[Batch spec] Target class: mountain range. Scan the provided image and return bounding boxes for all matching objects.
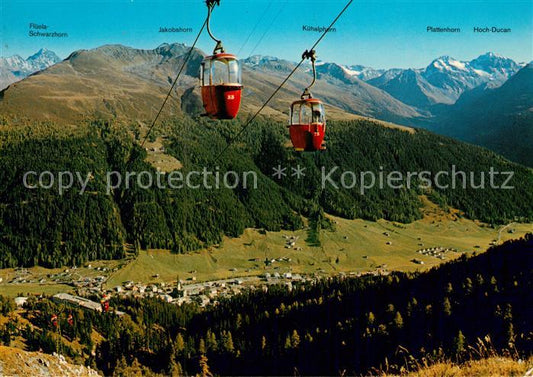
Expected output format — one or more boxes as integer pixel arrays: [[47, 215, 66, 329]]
[[354, 53, 522, 108], [0, 48, 61, 90], [0, 44, 424, 126], [430, 63, 533, 166], [0, 45, 530, 165], [1, 47, 523, 113]]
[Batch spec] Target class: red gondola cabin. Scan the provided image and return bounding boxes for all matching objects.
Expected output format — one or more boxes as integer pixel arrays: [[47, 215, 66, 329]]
[[200, 53, 242, 119], [289, 98, 326, 151]]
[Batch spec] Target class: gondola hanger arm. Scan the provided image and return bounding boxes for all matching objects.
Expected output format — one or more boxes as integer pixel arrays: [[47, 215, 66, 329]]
[[206, 0, 225, 54], [301, 49, 317, 99]]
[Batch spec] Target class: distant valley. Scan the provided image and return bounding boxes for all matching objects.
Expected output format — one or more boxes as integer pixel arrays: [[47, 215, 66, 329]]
[[430, 64, 533, 167]]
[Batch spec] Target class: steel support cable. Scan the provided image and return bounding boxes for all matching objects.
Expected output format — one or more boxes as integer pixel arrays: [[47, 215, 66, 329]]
[[215, 0, 353, 159], [237, 1, 273, 56], [247, 1, 287, 57]]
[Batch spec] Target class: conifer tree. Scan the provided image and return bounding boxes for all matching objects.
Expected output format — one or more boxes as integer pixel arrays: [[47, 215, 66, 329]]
[[291, 330, 300, 349], [453, 330, 466, 360], [393, 312, 404, 329], [198, 355, 213, 377]]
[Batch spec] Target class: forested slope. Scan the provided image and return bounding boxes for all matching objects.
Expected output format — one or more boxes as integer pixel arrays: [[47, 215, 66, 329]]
[[0, 117, 532, 268]]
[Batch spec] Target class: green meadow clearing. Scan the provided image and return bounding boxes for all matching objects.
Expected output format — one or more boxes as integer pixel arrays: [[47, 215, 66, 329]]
[[1, 198, 531, 295], [105, 199, 532, 287], [0, 283, 74, 298]]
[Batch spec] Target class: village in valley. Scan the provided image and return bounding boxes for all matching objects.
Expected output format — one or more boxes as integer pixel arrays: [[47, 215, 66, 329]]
[[6, 259, 390, 315], [1, 217, 526, 314], [3, 231, 395, 314]]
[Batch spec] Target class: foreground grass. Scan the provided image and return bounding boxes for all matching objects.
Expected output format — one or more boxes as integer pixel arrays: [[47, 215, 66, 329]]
[[0, 343, 530, 377], [402, 357, 532, 377], [0, 346, 97, 376]]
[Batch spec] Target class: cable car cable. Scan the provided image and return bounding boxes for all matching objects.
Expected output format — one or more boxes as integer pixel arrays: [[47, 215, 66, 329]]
[[247, 1, 287, 57], [140, 17, 208, 148], [215, 0, 353, 159], [237, 1, 273, 56]]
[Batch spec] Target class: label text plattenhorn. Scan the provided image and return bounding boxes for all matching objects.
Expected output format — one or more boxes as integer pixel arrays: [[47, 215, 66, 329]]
[[427, 26, 461, 33]]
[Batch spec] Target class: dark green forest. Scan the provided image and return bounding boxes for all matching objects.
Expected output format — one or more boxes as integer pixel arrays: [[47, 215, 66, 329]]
[[1, 235, 531, 375], [0, 116, 532, 268]]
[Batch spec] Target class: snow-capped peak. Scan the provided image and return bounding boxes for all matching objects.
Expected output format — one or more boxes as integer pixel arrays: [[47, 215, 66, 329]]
[[26, 48, 61, 69], [479, 52, 503, 59], [243, 55, 280, 66], [0, 48, 62, 90], [430, 56, 467, 72], [341, 65, 361, 76], [315, 61, 384, 81], [469, 52, 521, 77]]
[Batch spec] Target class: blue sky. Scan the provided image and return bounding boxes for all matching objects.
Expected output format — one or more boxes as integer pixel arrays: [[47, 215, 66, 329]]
[[1, 0, 531, 68]]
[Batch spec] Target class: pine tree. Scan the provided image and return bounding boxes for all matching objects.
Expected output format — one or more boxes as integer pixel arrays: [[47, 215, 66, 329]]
[[198, 354, 213, 377], [504, 304, 515, 345], [199, 338, 206, 354], [261, 336, 267, 352], [445, 282, 453, 294], [235, 313, 242, 329], [453, 330, 466, 360], [222, 331, 234, 353], [443, 297, 452, 316], [463, 277, 473, 295], [169, 359, 183, 377], [490, 276, 499, 292], [284, 335, 292, 350], [120, 358, 143, 377], [393, 311, 404, 329], [175, 333, 185, 356], [505, 322, 515, 346], [291, 329, 300, 349], [206, 330, 217, 352], [113, 356, 128, 377], [367, 312, 375, 326]]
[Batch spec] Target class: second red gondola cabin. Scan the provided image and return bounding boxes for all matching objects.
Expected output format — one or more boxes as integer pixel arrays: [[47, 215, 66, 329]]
[[200, 53, 242, 119], [289, 98, 326, 151]]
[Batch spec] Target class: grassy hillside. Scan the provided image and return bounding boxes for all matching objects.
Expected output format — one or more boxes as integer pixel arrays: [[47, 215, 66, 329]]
[[106, 202, 533, 287]]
